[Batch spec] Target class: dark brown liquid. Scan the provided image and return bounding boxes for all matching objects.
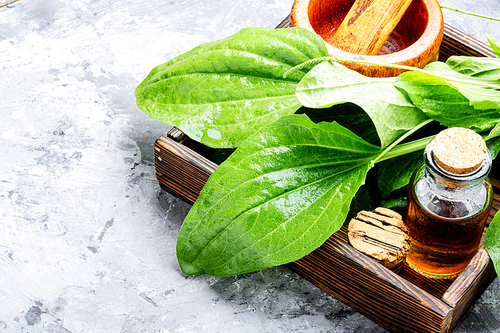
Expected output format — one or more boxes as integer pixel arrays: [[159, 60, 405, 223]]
[[405, 183, 491, 279]]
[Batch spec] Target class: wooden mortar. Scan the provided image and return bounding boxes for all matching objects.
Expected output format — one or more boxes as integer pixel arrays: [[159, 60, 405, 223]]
[[330, 0, 414, 56], [291, 0, 444, 77]]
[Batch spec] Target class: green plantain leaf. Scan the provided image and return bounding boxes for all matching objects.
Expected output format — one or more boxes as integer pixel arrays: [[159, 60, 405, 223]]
[[483, 115, 500, 159], [446, 56, 500, 81], [486, 122, 500, 141], [424, 62, 500, 110], [486, 33, 500, 58], [135, 27, 329, 148], [296, 62, 428, 148], [394, 62, 500, 130], [377, 150, 423, 198], [486, 136, 500, 160], [176, 114, 380, 276], [485, 212, 500, 282], [381, 195, 408, 209], [296, 103, 380, 145], [347, 176, 381, 220]]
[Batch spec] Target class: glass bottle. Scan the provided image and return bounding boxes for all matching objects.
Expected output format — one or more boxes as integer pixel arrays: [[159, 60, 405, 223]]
[[405, 127, 493, 279]]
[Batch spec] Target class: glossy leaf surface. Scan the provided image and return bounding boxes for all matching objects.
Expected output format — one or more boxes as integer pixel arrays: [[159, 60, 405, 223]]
[[135, 27, 329, 148], [485, 212, 500, 282], [296, 62, 428, 148], [395, 62, 500, 130], [377, 150, 423, 198], [446, 56, 500, 81], [176, 114, 380, 276], [297, 103, 379, 145], [424, 62, 500, 110], [486, 122, 500, 140], [486, 136, 500, 160]]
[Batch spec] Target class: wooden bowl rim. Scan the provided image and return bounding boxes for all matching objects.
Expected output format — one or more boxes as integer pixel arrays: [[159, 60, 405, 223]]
[[291, 0, 444, 67]]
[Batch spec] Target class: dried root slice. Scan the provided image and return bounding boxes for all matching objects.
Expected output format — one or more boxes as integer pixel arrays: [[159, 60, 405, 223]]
[[348, 207, 410, 273]]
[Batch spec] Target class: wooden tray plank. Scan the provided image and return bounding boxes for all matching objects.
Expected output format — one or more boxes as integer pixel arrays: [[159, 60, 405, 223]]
[[155, 134, 215, 204], [440, 24, 498, 59], [442, 249, 497, 332], [321, 234, 450, 316], [288, 244, 452, 333]]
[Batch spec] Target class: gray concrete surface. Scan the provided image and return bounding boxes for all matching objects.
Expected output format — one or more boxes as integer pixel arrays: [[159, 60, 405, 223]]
[[0, 0, 499, 332]]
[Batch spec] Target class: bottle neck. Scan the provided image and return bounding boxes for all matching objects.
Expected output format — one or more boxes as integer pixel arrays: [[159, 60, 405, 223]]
[[424, 139, 492, 191]]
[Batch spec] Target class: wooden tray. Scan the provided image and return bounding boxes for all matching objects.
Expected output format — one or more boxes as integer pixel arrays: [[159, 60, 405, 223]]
[[154, 17, 499, 333]]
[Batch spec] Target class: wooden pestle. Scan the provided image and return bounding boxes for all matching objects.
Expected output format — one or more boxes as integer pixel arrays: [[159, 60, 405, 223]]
[[330, 0, 413, 55]]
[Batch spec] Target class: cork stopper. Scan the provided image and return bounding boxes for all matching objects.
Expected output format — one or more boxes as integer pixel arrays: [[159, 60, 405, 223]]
[[348, 207, 409, 273], [433, 127, 487, 175]]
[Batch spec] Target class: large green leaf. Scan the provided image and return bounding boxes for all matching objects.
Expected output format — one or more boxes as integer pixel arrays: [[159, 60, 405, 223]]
[[347, 178, 381, 220], [135, 27, 329, 148], [394, 63, 500, 130], [485, 212, 500, 281], [377, 150, 423, 198], [446, 56, 500, 81], [424, 62, 500, 110], [484, 119, 500, 159], [486, 122, 500, 141], [297, 103, 380, 145], [296, 62, 428, 148], [375, 122, 446, 198], [176, 114, 380, 276], [487, 137, 500, 160]]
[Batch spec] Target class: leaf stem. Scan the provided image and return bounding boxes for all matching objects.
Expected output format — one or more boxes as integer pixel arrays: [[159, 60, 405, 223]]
[[440, 4, 500, 22], [370, 119, 433, 167]]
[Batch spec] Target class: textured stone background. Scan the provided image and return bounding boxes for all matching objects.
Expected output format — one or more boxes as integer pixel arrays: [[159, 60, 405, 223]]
[[0, 0, 499, 332]]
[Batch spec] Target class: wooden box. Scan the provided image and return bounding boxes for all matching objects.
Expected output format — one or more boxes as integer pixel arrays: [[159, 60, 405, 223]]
[[153, 17, 499, 333]]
